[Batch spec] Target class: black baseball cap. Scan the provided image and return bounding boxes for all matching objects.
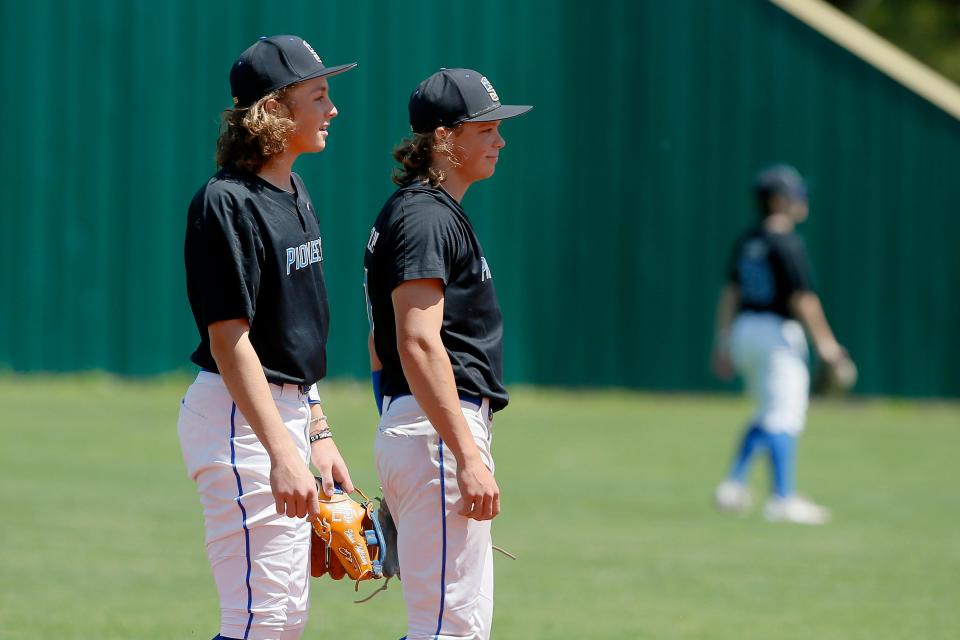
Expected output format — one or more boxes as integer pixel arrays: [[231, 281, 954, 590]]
[[230, 35, 357, 108], [408, 68, 532, 134], [754, 164, 808, 201]]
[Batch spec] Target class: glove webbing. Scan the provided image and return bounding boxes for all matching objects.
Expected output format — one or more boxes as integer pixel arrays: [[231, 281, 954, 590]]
[[353, 544, 517, 604]]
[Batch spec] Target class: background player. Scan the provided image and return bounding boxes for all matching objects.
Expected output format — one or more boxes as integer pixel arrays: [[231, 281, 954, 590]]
[[711, 164, 851, 525], [178, 35, 356, 639], [363, 69, 531, 639]]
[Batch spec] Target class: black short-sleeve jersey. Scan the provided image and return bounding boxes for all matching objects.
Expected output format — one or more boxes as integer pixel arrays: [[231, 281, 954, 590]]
[[363, 182, 508, 411], [726, 225, 814, 319], [185, 169, 330, 385]]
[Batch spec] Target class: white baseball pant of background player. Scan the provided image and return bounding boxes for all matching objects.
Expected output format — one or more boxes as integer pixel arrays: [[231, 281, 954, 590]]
[[375, 394, 496, 640], [178, 370, 316, 640], [730, 311, 809, 435]]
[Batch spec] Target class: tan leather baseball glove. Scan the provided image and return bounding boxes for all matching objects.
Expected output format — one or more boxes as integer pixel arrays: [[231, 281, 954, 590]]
[[310, 480, 388, 590]]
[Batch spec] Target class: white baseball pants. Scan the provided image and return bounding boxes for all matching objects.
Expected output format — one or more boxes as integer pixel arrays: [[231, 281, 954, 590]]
[[178, 370, 312, 640], [375, 394, 496, 640], [730, 311, 810, 435]]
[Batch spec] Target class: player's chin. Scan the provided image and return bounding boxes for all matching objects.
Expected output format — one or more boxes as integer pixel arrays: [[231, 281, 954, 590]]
[[311, 132, 328, 152]]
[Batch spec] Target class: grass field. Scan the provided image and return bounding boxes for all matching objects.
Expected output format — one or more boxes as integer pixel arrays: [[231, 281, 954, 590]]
[[1, 375, 957, 639]]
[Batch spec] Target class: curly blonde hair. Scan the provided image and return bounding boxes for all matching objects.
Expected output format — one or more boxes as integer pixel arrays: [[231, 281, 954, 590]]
[[391, 126, 463, 186], [216, 88, 296, 174]]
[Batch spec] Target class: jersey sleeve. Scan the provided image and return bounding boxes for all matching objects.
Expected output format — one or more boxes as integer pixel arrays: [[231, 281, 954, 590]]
[[385, 199, 459, 291], [775, 235, 814, 295], [195, 191, 263, 325]]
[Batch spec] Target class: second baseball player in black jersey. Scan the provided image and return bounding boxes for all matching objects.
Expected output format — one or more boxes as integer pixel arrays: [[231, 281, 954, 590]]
[[365, 180, 509, 413], [364, 68, 531, 640]]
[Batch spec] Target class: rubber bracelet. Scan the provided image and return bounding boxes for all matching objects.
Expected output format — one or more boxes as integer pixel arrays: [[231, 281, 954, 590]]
[[309, 428, 333, 443], [309, 415, 328, 426]]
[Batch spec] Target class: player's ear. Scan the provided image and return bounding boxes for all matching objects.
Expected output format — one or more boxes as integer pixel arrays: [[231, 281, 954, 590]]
[[434, 126, 453, 143], [768, 194, 788, 215], [263, 97, 282, 116]]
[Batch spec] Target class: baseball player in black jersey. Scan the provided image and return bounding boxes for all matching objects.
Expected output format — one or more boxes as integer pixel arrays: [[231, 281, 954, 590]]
[[178, 36, 356, 639], [711, 164, 851, 525], [363, 69, 531, 640]]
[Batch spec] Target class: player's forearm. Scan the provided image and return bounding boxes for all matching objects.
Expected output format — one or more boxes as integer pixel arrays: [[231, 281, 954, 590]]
[[309, 402, 328, 427], [209, 322, 302, 464], [308, 402, 331, 465], [397, 332, 482, 465], [714, 284, 739, 346], [790, 292, 841, 361]]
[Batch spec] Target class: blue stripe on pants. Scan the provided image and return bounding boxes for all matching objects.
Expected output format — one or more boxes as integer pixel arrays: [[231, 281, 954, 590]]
[[433, 439, 448, 640], [228, 403, 255, 639]]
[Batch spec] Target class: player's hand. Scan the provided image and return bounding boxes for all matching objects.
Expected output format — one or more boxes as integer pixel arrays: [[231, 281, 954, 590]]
[[310, 437, 355, 498], [712, 347, 734, 380], [457, 457, 500, 521], [270, 455, 320, 520], [817, 341, 847, 365]]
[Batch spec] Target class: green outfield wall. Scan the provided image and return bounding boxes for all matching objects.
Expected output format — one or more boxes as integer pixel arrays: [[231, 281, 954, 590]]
[[1, 0, 958, 397]]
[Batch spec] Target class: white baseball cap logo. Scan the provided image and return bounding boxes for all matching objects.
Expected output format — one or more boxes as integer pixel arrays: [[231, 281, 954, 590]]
[[480, 77, 499, 102], [302, 40, 322, 64]]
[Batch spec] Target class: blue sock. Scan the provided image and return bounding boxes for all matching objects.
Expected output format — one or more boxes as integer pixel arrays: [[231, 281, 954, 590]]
[[767, 432, 797, 498], [729, 424, 766, 484]]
